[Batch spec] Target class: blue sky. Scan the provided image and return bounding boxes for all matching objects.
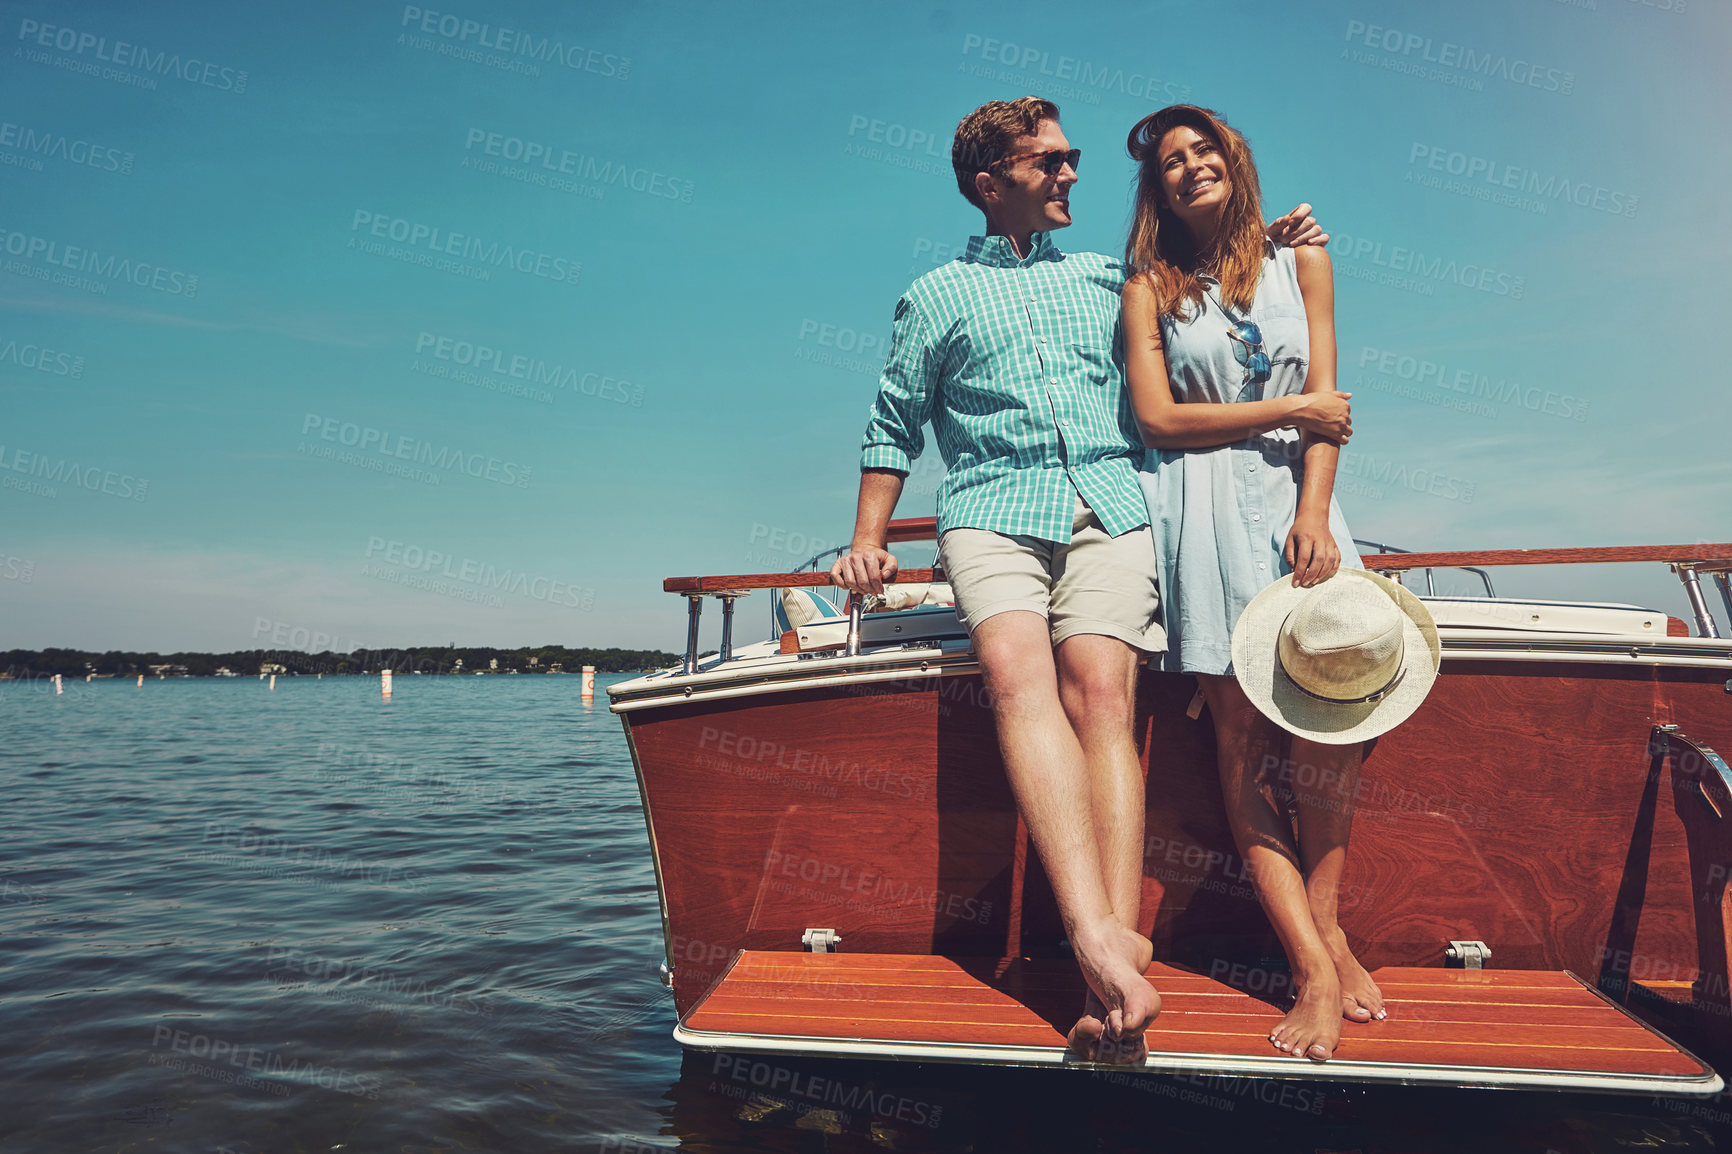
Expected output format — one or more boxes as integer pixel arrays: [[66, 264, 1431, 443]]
[[2, 0, 1728, 654]]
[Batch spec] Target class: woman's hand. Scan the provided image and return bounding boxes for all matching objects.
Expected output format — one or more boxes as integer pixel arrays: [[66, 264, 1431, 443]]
[[1285, 515, 1341, 587], [1288, 391, 1352, 443]]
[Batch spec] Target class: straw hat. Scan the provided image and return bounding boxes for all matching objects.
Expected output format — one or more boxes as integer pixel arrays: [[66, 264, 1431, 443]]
[[1230, 569, 1440, 745]]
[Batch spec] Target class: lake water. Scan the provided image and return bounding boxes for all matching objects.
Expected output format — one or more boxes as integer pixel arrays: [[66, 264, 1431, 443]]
[[3, 675, 1729, 1152]]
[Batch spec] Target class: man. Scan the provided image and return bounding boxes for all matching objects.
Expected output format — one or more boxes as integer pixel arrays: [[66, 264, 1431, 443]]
[[830, 97, 1325, 1060]]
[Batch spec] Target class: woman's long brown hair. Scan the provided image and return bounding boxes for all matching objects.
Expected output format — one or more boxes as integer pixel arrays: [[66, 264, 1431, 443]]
[[1124, 105, 1265, 319]]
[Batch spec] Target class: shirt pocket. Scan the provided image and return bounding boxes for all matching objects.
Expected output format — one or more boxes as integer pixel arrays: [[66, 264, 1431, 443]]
[[1071, 343, 1115, 386], [1254, 304, 1309, 364]]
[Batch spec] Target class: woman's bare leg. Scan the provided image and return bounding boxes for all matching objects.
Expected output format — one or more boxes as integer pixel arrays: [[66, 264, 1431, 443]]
[[1288, 736, 1384, 1022], [1197, 673, 1341, 1062]]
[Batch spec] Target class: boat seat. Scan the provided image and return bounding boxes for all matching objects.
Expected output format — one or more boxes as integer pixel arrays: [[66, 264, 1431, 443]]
[[782, 601, 967, 653], [676, 951, 1721, 1095]]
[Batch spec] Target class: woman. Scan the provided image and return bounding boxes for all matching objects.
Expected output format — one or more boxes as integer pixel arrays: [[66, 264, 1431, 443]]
[[1121, 104, 1376, 1063]]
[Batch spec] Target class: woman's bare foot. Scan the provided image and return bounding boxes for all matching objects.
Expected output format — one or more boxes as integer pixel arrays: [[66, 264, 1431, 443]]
[[1320, 925, 1384, 1022], [1269, 971, 1342, 1062], [1070, 919, 1161, 1050]]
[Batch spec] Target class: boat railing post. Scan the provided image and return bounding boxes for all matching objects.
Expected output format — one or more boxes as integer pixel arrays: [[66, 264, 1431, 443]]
[[683, 595, 704, 675], [1714, 572, 1732, 633], [718, 593, 743, 663], [1673, 564, 1722, 638], [845, 592, 863, 657]]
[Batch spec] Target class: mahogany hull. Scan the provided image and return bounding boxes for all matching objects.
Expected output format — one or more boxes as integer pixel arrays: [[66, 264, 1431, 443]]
[[621, 658, 1732, 1058]]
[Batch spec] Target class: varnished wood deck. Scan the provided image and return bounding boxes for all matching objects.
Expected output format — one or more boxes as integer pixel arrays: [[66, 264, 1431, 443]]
[[677, 952, 1722, 1094]]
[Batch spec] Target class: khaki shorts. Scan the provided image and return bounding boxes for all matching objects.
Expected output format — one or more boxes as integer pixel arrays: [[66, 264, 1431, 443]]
[[937, 499, 1165, 652]]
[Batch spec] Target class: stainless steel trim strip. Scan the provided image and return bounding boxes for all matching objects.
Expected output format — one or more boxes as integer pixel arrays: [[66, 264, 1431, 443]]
[[670, 1025, 1722, 1095], [609, 633, 1732, 714]]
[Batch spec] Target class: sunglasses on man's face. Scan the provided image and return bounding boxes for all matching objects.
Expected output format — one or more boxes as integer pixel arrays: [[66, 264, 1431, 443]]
[[995, 147, 1082, 177]]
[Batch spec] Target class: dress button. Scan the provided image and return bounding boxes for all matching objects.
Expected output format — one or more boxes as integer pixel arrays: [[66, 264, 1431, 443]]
[[1258, 562, 1268, 570], [1252, 514, 1262, 522]]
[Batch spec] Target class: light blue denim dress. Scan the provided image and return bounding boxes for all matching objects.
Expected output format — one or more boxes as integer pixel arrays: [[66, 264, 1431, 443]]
[[1139, 244, 1360, 675]]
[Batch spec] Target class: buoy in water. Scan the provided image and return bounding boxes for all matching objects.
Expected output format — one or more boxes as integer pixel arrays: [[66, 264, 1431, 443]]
[[54, 674, 63, 695], [382, 669, 393, 698], [269, 675, 276, 690], [581, 665, 596, 699], [137, 674, 144, 687]]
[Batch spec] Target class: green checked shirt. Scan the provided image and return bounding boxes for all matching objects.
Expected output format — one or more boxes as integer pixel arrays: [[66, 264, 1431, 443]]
[[859, 231, 1146, 544]]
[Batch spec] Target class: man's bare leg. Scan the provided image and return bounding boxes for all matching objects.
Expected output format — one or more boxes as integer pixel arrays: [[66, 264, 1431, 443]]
[[1288, 736, 1383, 1023], [973, 611, 1159, 1059], [1056, 633, 1148, 934], [1054, 632, 1152, 1060], [1197, 674, 1341, 1062]]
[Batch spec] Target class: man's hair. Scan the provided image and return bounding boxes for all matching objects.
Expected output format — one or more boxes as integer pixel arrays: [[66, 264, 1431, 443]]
[[951, 97, 1060, 213]]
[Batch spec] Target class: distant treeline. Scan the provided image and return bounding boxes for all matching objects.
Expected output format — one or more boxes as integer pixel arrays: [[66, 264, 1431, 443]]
[[0, 645, 681, 679]]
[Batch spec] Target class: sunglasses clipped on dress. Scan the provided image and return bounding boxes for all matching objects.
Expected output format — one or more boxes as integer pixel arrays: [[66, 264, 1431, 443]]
[[1211, 291, 1272, 402]]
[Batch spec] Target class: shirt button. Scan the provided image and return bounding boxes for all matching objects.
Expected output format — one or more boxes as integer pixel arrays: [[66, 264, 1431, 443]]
[[1039, 337, 1047, 344], [1258, 562, 1268, 570], [1049, 378, 1059, 385], [1252, 514, 1262, 522]]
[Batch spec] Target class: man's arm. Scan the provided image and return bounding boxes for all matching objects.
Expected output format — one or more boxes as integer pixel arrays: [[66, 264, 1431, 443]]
[[1267, 202, 1328, 248], [831, 469, 904, 595], [831, 296, 939, 595]]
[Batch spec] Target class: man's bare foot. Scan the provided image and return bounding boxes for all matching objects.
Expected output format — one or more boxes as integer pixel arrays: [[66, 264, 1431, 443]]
[[1065, 1012, 1104, 1056], [1067, 1010, 1148, 1063], [1071, 919, 1161, 1046], [1066, 991, 1148, 1064], [1269, 971, 1341, 1062], [1320, 925, 1384, 1022]]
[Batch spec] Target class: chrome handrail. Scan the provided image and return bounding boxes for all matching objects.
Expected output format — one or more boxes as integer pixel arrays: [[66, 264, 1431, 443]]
[[1672, 564, 1722, 639], [1354, 540, 1496, 598]]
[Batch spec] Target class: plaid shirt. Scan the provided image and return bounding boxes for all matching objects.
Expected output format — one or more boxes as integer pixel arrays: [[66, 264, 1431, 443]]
[[859, 231, 1146, 544]]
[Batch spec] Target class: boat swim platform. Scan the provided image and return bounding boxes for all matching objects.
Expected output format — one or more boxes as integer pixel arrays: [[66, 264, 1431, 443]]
[[676, 952, 1723, 1096]]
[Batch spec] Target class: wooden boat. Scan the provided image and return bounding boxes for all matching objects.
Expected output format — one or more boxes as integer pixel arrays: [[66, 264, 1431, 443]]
[[609, 521, 1732, 1095]]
